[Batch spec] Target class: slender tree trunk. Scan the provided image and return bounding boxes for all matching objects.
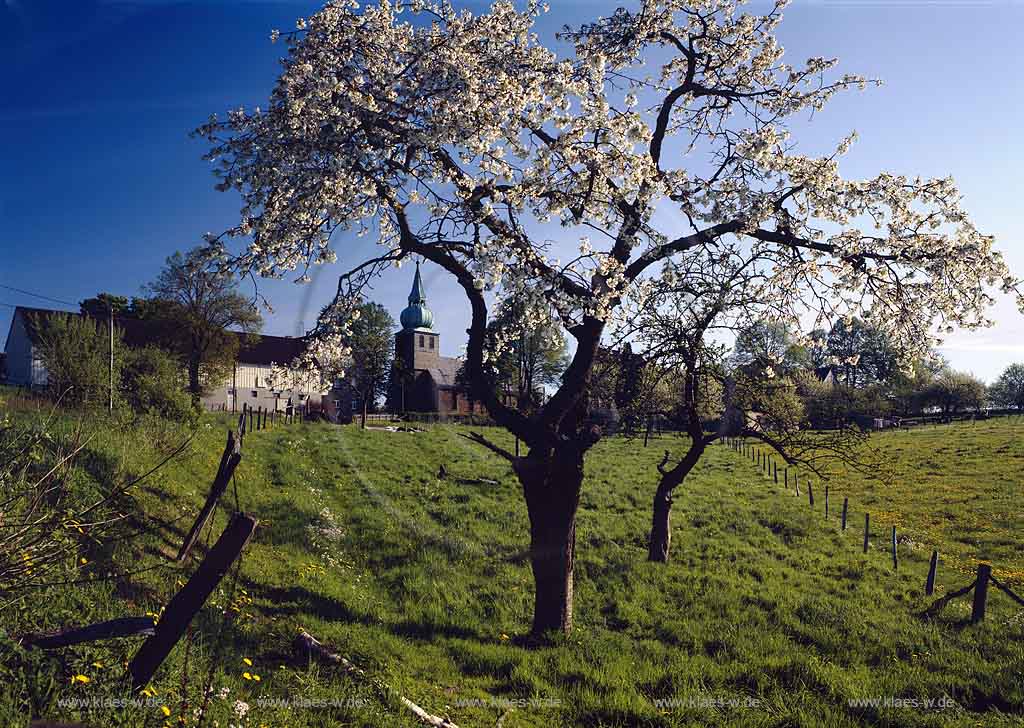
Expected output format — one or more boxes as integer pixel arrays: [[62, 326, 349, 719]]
[[361, 397, 368, 429], [188, 352, 202, 405], [648, 482, 673, 562], [518, 448, 584, 638], [647, 440, 705, 563]]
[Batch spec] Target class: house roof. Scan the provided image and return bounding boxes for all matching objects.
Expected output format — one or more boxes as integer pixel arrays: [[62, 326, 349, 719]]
[[424, 356, 462, 388], [236, 334, 306, 365], [5, 305, 305, 366]]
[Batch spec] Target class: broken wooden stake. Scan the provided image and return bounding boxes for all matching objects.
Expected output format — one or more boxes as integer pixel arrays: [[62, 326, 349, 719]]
[[130, 512, 258, 691], [177, 429, 242, 562], [21, 617, 156, 650]]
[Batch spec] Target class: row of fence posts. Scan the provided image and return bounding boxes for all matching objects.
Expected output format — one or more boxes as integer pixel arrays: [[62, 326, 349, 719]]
[[722, 436, 1024, 623], [240, 402, 299, 431]]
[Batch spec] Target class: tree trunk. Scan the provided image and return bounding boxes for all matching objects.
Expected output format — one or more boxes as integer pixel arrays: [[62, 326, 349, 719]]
[[188, 352, 202, 404], [647, 439, 705, 564], [361, 397, 368, 429], [518, 450, 583, 638], [648, 482, 673, 562]]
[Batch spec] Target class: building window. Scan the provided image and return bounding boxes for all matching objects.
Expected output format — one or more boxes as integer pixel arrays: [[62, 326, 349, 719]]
[[419, 334, 424, 347], [251, 390, 258, 398], [429, 337, 435, 349]]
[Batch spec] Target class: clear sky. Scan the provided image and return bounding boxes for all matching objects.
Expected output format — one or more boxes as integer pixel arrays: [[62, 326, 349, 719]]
[[2, 0, 1022, 381]]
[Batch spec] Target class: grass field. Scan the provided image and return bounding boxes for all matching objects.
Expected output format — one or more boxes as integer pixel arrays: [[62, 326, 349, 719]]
[[1, 395, 1022, 727]]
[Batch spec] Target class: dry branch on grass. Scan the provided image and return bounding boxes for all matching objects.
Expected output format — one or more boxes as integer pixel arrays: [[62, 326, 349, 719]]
[[294, 630, 460, 728]]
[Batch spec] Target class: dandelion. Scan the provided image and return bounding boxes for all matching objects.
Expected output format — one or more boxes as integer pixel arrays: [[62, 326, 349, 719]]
[[243, 657, 253, 666], [161, 706, 171, 717], [71, 675, 90, 684]]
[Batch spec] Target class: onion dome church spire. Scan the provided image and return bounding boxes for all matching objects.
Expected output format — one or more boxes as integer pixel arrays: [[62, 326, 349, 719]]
[[399, 261, 434, 330]]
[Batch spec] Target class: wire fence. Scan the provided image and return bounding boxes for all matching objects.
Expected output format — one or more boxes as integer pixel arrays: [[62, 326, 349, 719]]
[[723, 435, 1023, 623]]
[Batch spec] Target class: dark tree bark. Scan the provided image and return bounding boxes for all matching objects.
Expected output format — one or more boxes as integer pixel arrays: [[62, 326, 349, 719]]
[[517, 444, 585, 636], [188, 349, 202, 404], [647, 438, 705, 563], [647, 367, 709, 563], [648, 482, 673, 562]]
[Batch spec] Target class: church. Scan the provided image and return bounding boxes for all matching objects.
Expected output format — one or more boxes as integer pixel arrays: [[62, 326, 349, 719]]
[[388, 263, 486, 416]]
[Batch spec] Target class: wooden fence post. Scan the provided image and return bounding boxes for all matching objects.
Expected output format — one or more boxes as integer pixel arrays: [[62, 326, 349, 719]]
[[177, 430, 242, 562], [891, 526, 898, 570], [773, 462, 778, 484], [926, 550, 938, 595], [970, 565, 987, 622], [863, 513, 870, 553], [807, 481, 814, 507], [971, 564, 991, 624], [841, 497, 849, 530], [784, 469, 788, 489], [824, 485, 829, 519], [130, 513, 259, 691]]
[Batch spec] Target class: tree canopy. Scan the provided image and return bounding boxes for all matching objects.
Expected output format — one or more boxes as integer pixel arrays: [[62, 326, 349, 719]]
[[199, 0, 1019, 636], [340, 301, 395, 427], [146, 247, 263, 400], [989, 363, 1024, 410]]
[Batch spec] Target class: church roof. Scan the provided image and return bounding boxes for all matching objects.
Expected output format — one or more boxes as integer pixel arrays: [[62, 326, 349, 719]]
[[425, 356, 462, 388], [400, 262, 434, 330]]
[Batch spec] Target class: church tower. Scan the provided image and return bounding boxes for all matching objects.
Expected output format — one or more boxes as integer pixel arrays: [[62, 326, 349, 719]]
[[395, 261, 440, 373]]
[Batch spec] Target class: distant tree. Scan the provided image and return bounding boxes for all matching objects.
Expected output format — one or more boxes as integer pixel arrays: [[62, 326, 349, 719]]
[[731, 321, 809, 377], [816, 318, 900, 388], [989, 363, 1024, 410], [341, 302, 395, 428], [923, 370, 986, 417], [388, 355, 417, 414], [79, 293, 131, 319], [483, 300, 569, 413], [31, 313, 124, 408], [122, 346, 196, 423], [145, 247, 262, 402]]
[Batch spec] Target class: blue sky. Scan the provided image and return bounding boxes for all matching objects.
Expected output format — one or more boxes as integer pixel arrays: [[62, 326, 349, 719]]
[[1, 0, 1022, 381]]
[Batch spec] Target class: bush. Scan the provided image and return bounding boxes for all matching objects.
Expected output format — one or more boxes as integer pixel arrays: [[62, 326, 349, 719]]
[[30, 312, 124, 408], [122, 346, 197, 424]]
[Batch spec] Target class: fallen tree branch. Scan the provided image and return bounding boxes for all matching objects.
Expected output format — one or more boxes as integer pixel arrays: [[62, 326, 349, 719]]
[[21, 616, 156, 650], [458, 432, 516, 463], [294, 630, 459, 728]]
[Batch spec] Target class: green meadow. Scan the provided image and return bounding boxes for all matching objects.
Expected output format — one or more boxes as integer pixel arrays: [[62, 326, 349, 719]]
[[1, 396, 1022, 727]]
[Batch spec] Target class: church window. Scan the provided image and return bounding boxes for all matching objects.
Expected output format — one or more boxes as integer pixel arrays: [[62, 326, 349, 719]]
[[419, 334, 424, 347], [429, 337, 434, 349]]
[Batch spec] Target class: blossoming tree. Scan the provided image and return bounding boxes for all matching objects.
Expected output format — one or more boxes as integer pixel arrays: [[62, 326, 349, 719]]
[[196, 0, 1018, 636]]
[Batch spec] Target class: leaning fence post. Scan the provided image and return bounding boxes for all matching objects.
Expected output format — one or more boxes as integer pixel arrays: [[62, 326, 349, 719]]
[[926, 550, 938, 595], [130, 513, 259, 691], [863, 513, 870, 553], [794, 472, 799, 496], [177, 430, 242, 562], [971, 564, 991, 623], [807, 481, 814, 508], [773, 462, 778, 484], [841, 497, 849, 530], [891, 526, 898, 570]]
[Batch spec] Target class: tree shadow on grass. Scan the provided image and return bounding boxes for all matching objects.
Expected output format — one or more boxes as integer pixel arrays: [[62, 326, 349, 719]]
[[248, 582, 378, 628]]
